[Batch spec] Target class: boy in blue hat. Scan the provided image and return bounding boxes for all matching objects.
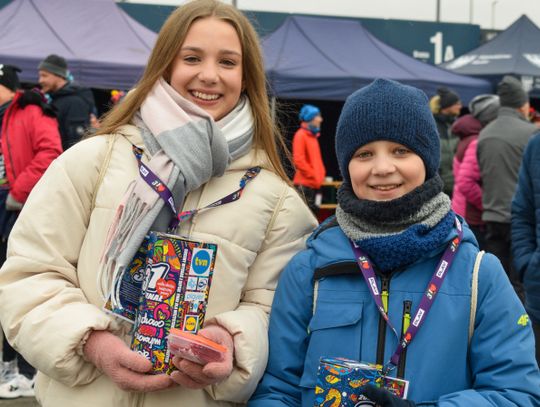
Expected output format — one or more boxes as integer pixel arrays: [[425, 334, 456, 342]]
[[250, 79, 540, 406]]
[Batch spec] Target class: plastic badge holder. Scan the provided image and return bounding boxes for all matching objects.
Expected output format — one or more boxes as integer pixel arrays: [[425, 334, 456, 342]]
[[168, 328, 227, 365]]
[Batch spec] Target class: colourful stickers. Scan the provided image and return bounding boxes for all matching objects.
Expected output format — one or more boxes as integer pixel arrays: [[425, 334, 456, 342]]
[[314, 357, 409, 406], [129, 232, 217, 374]]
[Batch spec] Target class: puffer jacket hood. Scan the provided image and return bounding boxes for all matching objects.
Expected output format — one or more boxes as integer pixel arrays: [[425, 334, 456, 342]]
[[451, 114, 482, 140], [452, 114, 483, 162]]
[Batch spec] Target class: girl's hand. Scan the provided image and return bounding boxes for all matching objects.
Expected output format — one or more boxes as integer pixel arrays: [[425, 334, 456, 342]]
[[170, 324, 234, 389], [83, 330, 174, 392]]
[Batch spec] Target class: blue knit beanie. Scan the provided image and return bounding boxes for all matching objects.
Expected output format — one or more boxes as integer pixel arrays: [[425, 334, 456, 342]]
[[299, 104, 321, 122], [336, 79, 440, 183]]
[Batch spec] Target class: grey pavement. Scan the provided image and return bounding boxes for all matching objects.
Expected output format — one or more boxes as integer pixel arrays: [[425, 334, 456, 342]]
[[0, 398, 38, 406]]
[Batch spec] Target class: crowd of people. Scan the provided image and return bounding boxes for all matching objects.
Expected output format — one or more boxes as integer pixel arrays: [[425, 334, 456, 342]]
[[0, 0, 538, 406]]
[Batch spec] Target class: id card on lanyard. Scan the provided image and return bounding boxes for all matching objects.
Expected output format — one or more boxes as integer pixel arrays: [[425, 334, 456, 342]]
[[349, 217, 463, 374]]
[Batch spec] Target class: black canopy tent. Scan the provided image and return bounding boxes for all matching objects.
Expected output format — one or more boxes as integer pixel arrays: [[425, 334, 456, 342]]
[[262, 15, 492, 104]]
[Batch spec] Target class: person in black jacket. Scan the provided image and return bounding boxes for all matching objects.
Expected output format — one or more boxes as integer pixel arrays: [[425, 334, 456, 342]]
[[38, 54, 96, 150], [430, 87, 462, 198]]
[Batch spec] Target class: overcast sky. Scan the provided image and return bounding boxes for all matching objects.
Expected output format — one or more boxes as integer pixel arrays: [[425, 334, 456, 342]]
[[124, 0, 540, 31]]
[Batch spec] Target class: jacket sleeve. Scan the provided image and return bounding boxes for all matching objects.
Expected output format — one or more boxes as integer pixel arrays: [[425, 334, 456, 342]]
[[9, 106, 63, 203], [248, 250, 314, 406], [511, 137, 537, 280], [457, 139, 483, 211], [436, 253, 540, 406], [0, 138, 120, 387], [206, 185, 317, 402], [292, 131, 317, 184]]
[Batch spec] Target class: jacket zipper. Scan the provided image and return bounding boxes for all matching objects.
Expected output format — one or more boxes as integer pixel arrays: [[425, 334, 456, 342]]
[[397, 300, 412, 379], [376, 276, 390, 365]]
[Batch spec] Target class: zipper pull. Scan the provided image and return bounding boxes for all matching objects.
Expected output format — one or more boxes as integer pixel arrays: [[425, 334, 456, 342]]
[[381, 277, 390, 313], [397, 300, 412, 379], [376, 276, 390, 365], [402, 300, 411, 334]]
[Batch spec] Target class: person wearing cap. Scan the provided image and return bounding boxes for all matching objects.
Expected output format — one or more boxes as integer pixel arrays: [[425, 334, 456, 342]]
[[250, 79, 540, 407], [292, 104, 326, 215], [429, 87, 462, 198], [477, 75, 538, 299], [38, 54, 96, 150], [451, 94, 500, 248], [0, 64, 62, 399]]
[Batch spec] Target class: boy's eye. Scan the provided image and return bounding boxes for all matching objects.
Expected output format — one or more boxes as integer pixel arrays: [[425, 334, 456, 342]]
[[394, 147, 411, 155], [354, 150, 372, 159]]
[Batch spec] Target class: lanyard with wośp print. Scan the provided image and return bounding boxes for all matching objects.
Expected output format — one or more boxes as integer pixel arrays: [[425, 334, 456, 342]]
[[132, 145, 261, 230], [349, 216, 463, 373]]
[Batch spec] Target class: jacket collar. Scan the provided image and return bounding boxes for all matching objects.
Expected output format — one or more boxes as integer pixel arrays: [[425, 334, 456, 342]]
[[498, 106, 529, 122]]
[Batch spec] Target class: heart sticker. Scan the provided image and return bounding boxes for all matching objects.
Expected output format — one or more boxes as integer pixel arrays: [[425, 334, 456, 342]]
[[156, 278, 176, 299]]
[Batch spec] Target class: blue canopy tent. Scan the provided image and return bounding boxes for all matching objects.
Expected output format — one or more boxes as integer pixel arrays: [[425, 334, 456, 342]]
[[441, 15, 540, 97], [0, 0, 156, 89], [262, 15, 492, 103]]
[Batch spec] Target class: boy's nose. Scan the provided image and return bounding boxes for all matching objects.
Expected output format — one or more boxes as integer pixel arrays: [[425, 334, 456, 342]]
[[372, 156, 396, 175]]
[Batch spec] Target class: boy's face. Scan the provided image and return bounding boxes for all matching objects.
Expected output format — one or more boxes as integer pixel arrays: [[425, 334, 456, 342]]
[[348, 140, 426, 201]]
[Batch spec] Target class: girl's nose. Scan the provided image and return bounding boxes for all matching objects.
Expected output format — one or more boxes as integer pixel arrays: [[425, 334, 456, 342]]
[[198, 62, 218, 84]]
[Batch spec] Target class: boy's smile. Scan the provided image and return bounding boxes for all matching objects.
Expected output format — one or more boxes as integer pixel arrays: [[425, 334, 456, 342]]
[[348, 140, 426, 201]]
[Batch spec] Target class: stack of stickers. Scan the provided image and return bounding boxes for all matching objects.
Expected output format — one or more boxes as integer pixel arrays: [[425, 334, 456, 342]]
[[314, 357, 409, 406], [104, 232, 217, 374]]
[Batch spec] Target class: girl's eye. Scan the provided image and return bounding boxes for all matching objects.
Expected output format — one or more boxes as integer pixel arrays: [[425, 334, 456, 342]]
[[220, 59, 238, 67], [183, 55, 200, 63]]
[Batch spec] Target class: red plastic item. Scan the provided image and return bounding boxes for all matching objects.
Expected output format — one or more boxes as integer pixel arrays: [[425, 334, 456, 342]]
[[168, 328, 227, 365]]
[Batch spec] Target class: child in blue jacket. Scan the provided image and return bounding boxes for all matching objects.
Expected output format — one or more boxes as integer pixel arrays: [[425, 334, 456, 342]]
[[249, 79, 540, 406]]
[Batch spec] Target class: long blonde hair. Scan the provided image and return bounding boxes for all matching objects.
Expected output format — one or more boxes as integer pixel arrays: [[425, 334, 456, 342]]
[[96, 0, 291, 182]]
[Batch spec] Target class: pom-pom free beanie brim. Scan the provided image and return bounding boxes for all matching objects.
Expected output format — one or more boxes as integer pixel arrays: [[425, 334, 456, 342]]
[[437, 87, 460, 110], [497, 75, 528, 108], [299, 104, 321, 122], [38, 54, 68, 79], [335, 78, 440, 183], [469, 94, 500, 125], [0, 64, 21, 92]]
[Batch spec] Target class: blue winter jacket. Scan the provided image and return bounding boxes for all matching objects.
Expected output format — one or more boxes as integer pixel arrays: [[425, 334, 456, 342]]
[[512, 133, 540, 324], [249, 218, 540, 406]]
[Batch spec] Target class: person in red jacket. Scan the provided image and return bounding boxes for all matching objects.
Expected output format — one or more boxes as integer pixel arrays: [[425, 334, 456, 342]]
[[292, 104, 326, 214], [0, 64, 62, 399]]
